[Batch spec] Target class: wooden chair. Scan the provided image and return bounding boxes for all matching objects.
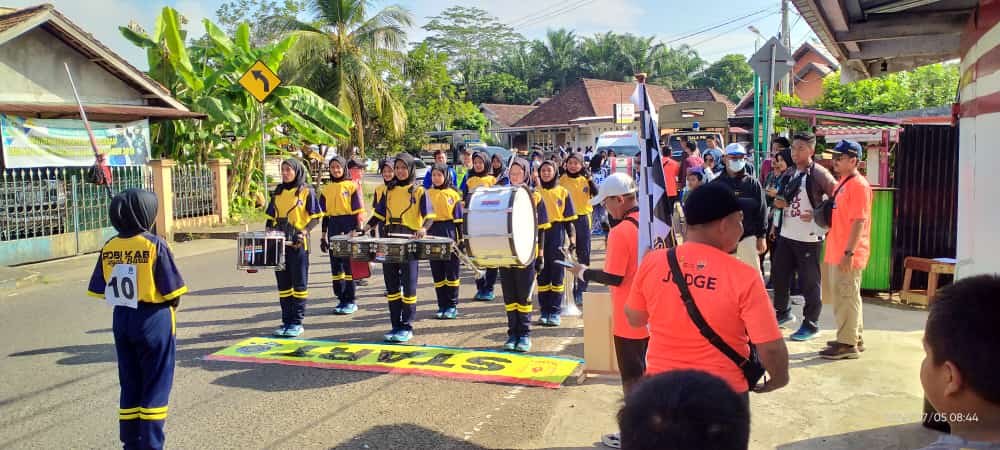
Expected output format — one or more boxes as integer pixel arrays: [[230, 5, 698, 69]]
[[900, 257, 956, 306]]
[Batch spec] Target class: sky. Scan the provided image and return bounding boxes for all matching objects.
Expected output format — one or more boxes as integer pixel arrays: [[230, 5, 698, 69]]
[[3, 0, 817, 71]]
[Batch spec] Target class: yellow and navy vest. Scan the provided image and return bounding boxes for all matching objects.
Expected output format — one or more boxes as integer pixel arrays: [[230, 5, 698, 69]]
[[559, 174, 594, 215], [426, 187, 464, 223], [374, 183, 436, 231], [87, 233, 187, 304], [319, 180, 363, 217], [463, 174, 496, 197], [538, 185, 577, 223], [266, 185, 323, 231]]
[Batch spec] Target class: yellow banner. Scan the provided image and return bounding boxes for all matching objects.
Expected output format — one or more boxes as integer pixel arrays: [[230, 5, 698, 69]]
[[207, 337, 582, 389]]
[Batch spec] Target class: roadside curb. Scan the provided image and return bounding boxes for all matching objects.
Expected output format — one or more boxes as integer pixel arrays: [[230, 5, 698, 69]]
[[0, 268, 41, 293]]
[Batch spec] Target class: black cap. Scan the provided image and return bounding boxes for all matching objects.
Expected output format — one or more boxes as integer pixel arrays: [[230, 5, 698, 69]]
[[684, 183, 752, 226]]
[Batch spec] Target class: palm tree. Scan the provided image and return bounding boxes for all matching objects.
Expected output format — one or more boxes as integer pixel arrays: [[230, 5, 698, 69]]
[[579, 32, 627, 81], [532, 28, 579, 91], [274, 0, 411, 156]]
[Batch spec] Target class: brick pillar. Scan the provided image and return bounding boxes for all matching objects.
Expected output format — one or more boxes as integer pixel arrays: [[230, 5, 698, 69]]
[[208, 159, 231, 223], [148, 159, 176, 240]]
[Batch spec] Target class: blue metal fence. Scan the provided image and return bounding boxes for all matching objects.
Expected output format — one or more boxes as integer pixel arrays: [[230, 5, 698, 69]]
[[172, 163, 217, 219]]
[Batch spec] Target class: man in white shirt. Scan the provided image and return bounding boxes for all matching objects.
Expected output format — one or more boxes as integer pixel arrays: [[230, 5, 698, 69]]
[[771, 132, 836, 341]]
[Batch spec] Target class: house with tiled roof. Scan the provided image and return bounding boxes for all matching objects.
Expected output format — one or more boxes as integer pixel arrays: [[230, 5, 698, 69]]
[[492, 78, 733, 151]]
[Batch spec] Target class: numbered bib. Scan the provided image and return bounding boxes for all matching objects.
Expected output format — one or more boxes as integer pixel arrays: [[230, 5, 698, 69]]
[[106, 264, 139, 309]]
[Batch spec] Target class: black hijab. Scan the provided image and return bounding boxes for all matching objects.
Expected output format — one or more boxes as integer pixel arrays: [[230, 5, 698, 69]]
[[430, 162, 455, 189], [392, 152, 416, 186], [507, 157, 532, 188], [378, 157, 394, 185], [491, 154, 505, 178], [328, 156, 349, 183], [109, 188, 158, 237], [276, 158, 307, 194], [564, 152, 588, 178], [470, 151, 491, 178], [538, 160, 559, 190]]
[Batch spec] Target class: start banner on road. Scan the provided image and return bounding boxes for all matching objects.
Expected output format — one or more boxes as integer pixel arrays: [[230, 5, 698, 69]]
[[207, 337, 583, 389], [0, 114, 150, 168]]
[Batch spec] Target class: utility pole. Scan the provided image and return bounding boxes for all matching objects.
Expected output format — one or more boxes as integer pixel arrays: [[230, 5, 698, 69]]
[[781, 0, 792, 95]]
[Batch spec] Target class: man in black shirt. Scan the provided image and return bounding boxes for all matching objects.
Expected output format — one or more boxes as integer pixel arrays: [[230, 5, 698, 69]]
[[710, 143, 767, 274]]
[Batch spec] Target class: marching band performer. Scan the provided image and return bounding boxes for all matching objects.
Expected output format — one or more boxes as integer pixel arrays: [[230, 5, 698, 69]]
[[366, 153, 436, 343], [536, 160, 577, 326], [499, 157, 550, 352], [319, 156, 364, 315], [425, 163, 464, 319], [372, 157, 394, 237], [460, 151, 499, 301], [560, 152, 598, 306], [266, 158, 323, 337]]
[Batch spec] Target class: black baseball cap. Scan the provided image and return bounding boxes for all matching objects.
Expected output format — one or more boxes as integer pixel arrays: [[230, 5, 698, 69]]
[[684, 183, 753, 226]]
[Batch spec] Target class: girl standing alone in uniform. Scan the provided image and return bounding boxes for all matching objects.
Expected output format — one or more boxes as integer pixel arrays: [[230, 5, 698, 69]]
[[460, 151, 498, 301], [366, 153, 436, 342], [536, 160, 576, 326], [266, 159, 322, 337], [425, 163, 464, 319], [499, 158, 550, 352], [319, 156, 364, 315], [560, 152, 597, 306]]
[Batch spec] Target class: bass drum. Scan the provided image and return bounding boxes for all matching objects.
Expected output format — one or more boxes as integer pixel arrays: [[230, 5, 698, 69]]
[[464, 186, 537, 268]]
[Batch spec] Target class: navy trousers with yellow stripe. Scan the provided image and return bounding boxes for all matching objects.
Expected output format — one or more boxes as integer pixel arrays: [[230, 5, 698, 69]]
[[276, 246, 309, 326], [429, 221, 460, 310], [327, 216, 357, 305], [538, 223, 567, 316], [383, 260, 418, 331], [572, 213, 592, 299], [500, 265, 536, 338], [114, 303, 175, 450]]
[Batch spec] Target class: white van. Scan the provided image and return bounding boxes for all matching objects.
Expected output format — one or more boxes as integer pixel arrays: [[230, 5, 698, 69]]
[[595, 131, 641, 177]]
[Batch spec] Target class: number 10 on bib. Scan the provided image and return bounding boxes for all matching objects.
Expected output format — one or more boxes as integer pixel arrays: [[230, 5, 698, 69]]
[[106, 264, 139, 309]]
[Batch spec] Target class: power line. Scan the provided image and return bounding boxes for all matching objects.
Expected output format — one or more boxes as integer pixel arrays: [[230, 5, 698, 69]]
[[512, 0, 598, 29], [506, 1, 577, 28], [664, 7, 776, 45], [692, 11, 782, 59]]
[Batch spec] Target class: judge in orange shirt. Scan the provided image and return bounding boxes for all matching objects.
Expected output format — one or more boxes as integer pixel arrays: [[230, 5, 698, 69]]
[[661, 147, 681, 214], [625, 183, 790, 395]]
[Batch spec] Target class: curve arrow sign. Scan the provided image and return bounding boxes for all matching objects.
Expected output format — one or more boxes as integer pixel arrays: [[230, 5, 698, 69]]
[[252, 70, 270, 92]]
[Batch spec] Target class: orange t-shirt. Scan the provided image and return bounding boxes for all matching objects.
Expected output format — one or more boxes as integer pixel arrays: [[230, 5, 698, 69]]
[[603, 211, 648, 339], [823, 174, 872, 268], [626, 243, 783, 393], [661, 156, 680, 197]]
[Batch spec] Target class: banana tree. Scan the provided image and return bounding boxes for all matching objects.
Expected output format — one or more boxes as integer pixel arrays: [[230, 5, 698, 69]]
[[120, 7, 353, 200]]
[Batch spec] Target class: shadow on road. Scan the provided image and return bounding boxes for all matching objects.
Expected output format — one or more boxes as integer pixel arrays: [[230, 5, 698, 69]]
[[775, 422, 939, 450], [331, 423, 485, 449]]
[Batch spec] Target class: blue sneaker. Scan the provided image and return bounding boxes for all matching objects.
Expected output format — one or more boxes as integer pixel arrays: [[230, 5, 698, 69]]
[[332, 305, 343, 315], [442, 307, 458, 319], [340, 303, 357, 314], [393, 330, 413, 343], [503, 337, 518, 351], [434, 309, 445, 319], [384, 329, 398, 342], [273, 325, 288, 337], [515, 336, 532, 352], [538, 314, 550, 326], [790, 326, 818, 342], [777, 313, 796, 328], [474, 291, 486, 301], [284, 324, 304, 337], [482, 291, 495, 301], [548, 314, 562, 326]]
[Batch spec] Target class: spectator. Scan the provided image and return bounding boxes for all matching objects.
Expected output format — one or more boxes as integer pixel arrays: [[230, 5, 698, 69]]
[[625, 182, 790, 396], [710, 143, 768, 273], [680, 140, 704, 181], [820, 140, 873, 360], [423, 150, 457, 189], [661, 146, 681, 215], [682, 167, 706, 205], [764, 150, 794, 287], [455, 148, 473, 189], [703, 149, 723, 181], [618, 370, 750, 450], [770, 133, 836, 341], [918, 275, 1000, 449], [704, 135, 722, 156]]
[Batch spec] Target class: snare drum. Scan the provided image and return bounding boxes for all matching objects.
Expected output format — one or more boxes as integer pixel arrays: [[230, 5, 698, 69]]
[[349, 237, 377, 262], [465, 186, 537, 268], [237, 231, 286, 270], [413, 237, 454, 261], [377, 238, 413, 263], [329, 235, 353, 258]]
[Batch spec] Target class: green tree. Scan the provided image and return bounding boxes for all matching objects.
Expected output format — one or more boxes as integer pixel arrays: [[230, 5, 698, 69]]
[[422, 6, 524, 101], [473, 72, 532, 104], [694, 54, 753, 102], [814, 64, 959, 115], [275, 0, 411, 156], [578, 32, 629, 81], [651, 44, 705, 88], [531, 28, 580, 92], [215, 0, 307, 46]]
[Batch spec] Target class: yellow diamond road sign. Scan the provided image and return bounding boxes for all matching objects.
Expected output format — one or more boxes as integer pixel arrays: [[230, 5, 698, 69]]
[[239, 60, 282, 103]]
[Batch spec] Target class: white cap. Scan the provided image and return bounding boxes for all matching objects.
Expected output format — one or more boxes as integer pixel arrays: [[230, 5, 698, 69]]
[[725, 143, 747, 156], [590, 173, 638, 205]]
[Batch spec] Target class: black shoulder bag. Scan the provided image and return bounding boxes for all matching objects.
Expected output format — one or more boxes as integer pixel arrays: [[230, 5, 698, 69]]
[[814, 174, 855, 229], [666, 248, 766, 389]]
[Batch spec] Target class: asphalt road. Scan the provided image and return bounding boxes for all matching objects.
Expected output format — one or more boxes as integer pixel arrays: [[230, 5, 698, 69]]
[[0, 233, 598, 449]]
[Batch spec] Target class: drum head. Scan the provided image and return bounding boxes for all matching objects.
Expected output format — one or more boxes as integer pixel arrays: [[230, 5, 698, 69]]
[[510, 187, 537, 266]]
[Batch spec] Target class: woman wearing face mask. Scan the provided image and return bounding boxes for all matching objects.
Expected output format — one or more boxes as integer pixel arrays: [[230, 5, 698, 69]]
[[318, 156, 364, 315], [559, 152, 598, 306], [266, 158, 323, 337], [425, 163, 464, 319], [499, 158, 550, 352], [459, 151, 500, 301], [535, 160, 576, 326]]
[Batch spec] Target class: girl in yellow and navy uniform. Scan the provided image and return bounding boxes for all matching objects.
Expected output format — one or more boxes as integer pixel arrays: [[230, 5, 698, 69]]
[[319, 156, 364, 315], [560, 152, 597, 306], [372, 157, 394, 237], [500, 157, 550, 352], [460, 150, 499, 301], [265, 158, 322, 337], [87, 188, 187, 450], [367, 152, 436, 342], [426, 162, 464, 319], [536, 159, 577, 327]]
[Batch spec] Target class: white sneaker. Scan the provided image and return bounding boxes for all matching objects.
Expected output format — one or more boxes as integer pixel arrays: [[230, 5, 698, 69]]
[[601, 432, 621, 449]]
